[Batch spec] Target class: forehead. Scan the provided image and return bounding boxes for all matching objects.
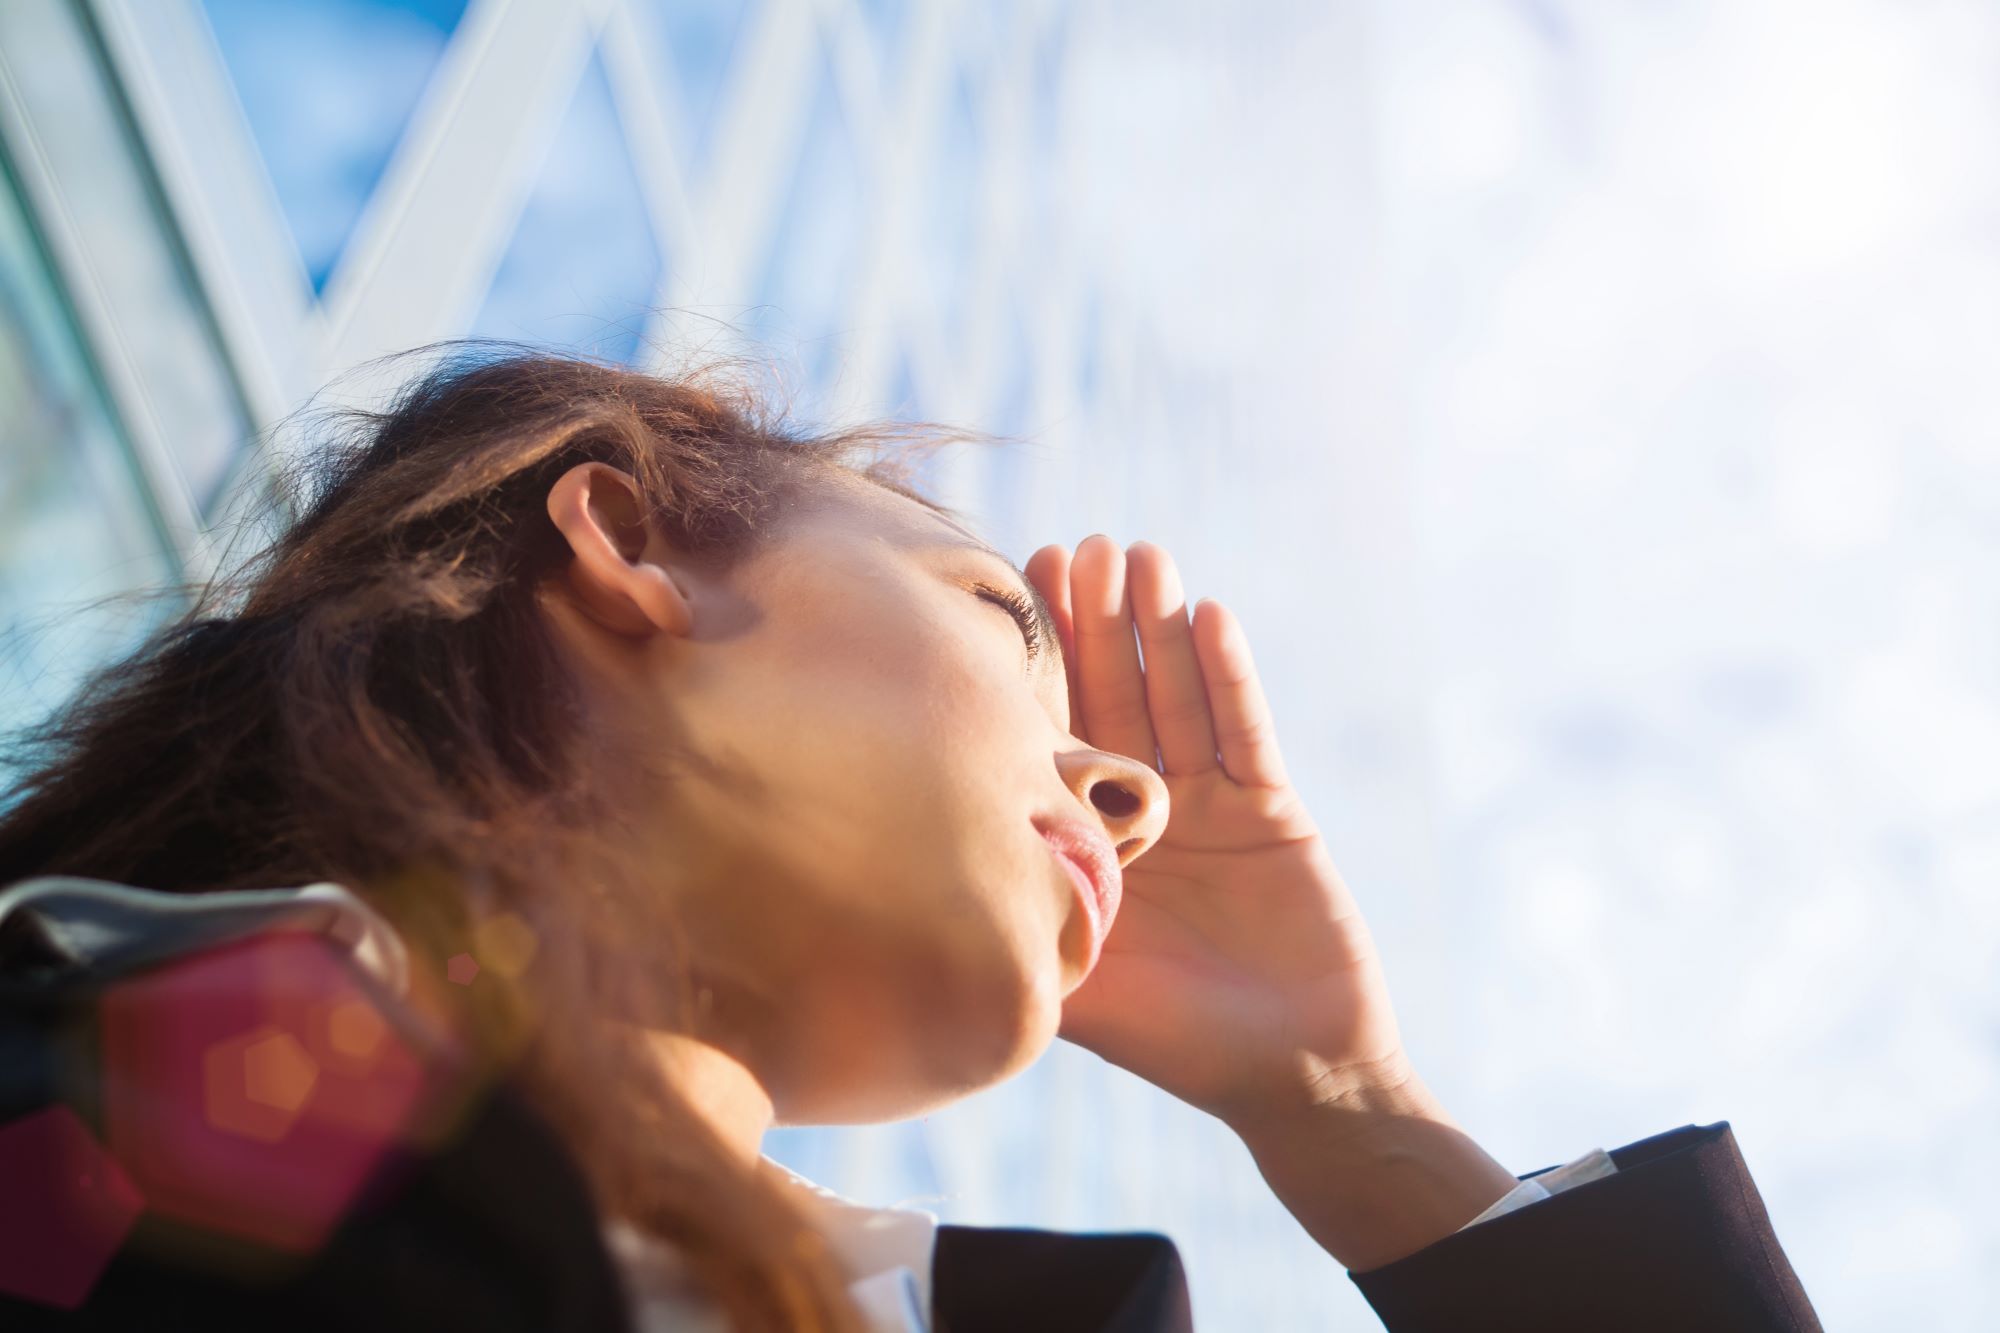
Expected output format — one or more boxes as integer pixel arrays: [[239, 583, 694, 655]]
[[798, 467, 996, 556], [789, 466, 1070, 684]]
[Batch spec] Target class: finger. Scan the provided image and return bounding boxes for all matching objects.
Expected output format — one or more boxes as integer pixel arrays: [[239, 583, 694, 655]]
[[1023, 543, 1083, 736], [1069, 534, 1159, 767], [1190, 597, 1290, 789], [1126, 542, 1219, 777]]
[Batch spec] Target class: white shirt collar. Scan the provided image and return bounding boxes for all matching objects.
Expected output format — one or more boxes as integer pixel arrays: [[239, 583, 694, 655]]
[[603, 1159, 939, 1333], [759, 1155, 940, 1331]]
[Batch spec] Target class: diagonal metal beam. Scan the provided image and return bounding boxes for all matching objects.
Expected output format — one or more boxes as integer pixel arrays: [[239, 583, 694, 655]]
[[87, 0, 318, 434], [684, 0, 821, 302], [596, 0, 705, 370], [310, 0, 610, 403]]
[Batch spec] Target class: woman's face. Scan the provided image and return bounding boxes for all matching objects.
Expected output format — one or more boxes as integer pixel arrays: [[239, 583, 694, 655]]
[[547, 467, 1168, 1124]]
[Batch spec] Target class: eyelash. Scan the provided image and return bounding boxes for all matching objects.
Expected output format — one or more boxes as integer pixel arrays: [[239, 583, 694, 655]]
[[973, 584, 1044, 660]]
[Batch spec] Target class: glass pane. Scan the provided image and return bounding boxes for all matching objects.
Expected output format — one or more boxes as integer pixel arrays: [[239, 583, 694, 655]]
[[468, 51, 665, 366], [651, 0, 755, 185], [854, 0, 910, 73], [750, 43, 867, 394], [200, 0, 470, 293], [0, 153, 178, 780], [4, 0, 256, 512], [913, 66, 980, 347]]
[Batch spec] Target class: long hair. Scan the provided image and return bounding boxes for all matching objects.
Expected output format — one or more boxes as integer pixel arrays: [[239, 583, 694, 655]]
[[0, 343, 962, 1332]]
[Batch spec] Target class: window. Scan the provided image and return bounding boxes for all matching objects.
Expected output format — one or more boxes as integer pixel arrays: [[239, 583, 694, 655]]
[[0, 149, 178, 771]]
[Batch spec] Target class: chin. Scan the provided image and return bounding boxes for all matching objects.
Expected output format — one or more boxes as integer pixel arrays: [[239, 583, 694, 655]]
[[925, 954, 1064, 1098], [787, 960, 1062, 1125]]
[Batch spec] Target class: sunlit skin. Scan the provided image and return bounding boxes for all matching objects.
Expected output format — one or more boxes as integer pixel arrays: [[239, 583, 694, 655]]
[[538, 460, 1518, 1272]]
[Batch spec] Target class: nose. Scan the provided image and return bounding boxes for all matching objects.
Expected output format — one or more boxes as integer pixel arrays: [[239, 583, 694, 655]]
[[1053, 745, 1170, 865]]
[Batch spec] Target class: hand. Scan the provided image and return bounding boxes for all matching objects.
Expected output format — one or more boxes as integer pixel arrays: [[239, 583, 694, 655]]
[[1026, 537, 1517, 1269], [1025, 536, 1404, 1128]]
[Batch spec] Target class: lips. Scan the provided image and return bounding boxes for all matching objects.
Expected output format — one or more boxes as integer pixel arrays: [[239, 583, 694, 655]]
[[1033, 816, 1122, 968]]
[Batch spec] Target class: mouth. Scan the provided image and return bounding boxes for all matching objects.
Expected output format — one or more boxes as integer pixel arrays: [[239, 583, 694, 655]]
[[1032, 815, 1122, 973]]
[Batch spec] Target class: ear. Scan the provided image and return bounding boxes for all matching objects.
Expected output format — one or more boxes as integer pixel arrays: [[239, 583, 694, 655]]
[[545, 462, 693, 638]]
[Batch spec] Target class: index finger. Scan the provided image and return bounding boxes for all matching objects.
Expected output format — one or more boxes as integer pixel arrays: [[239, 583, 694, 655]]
[[1024, 543, 1083, 737]]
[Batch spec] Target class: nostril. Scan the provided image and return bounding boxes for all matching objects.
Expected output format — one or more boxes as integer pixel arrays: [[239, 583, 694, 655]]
[[1089, 780, 1141, 819]]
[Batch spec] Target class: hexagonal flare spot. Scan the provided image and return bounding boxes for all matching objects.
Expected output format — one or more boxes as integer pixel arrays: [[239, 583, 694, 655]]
[[473, 911, 539, 978], [203, 1025, 318, 1144], [0, 1105, 144, 1310], [99, 931, 438, 1254], [445, 952, 480, 986], [323, 997, 389, 1066]]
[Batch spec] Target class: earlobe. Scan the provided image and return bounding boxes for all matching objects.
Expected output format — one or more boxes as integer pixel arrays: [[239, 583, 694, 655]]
[[545, 463, 693, 639]]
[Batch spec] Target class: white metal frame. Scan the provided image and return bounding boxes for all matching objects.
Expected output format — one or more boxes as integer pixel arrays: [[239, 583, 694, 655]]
[[81, 0, 1088, 499], [0, 0, 254, 578]]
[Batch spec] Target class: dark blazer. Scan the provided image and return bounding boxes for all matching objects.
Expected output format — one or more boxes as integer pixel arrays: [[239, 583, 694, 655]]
[[0, 893, 1822, 1332]]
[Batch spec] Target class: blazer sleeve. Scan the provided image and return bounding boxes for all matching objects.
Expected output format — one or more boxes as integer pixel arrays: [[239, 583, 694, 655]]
[[1348, 1122, 1823, 1333]]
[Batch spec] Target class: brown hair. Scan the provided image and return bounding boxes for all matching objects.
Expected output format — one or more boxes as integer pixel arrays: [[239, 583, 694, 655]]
[[0, 342, 966, 1332]]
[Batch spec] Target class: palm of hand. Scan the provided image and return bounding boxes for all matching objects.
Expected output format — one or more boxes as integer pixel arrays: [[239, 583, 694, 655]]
[[1025, 538, 1406, 1124]]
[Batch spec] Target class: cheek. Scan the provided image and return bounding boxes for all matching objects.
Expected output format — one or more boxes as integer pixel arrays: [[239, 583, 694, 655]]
[[750, 594, 1033, 830], [781, 933, 1061, 1121], [734, 611, 1065, 1097]]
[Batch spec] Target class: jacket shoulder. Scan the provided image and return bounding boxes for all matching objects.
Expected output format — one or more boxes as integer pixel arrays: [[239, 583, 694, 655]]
[[933, 1223, 1193, 1333], [0, 884, 629, 1329]]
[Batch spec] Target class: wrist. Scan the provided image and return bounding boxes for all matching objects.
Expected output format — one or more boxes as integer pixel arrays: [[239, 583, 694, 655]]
[[1229, 1062, 1519, 1273]]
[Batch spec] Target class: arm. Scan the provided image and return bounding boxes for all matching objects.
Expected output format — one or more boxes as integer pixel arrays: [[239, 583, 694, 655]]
[[1231, 1077, 1821, 1331], [1346, 1120, 1822, 1332], [1226, 1063, 1520, 1273]]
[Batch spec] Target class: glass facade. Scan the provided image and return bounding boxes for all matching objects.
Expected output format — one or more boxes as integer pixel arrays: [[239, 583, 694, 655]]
[[468, 50, 665, 365], [198, 0, 470, 293], [0, 152, 176, 766]]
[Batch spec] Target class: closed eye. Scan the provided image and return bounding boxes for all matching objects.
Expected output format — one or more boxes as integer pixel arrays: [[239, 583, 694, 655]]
[[972, 583, 1045, 663]]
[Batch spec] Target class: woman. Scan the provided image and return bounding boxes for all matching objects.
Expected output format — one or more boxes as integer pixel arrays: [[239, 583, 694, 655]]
[[0, 347, 1821, 1331]]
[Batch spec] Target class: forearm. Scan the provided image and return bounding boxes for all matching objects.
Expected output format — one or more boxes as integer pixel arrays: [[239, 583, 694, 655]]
[[1230, 1066, 1518, 1273]]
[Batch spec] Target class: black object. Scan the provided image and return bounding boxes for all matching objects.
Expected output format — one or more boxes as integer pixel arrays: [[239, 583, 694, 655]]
[[0, 883, 1822, 1331]]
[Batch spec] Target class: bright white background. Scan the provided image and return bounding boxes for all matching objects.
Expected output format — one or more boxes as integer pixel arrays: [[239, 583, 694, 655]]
[[887, 3, 2000, 1328]]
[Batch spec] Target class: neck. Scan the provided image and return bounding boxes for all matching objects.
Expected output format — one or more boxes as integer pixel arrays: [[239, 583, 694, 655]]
[[637, 1027, 776, 1168]]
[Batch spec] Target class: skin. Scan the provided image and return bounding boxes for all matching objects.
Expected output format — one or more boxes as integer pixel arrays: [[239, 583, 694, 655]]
[[538, 460, 1519, 1273]]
